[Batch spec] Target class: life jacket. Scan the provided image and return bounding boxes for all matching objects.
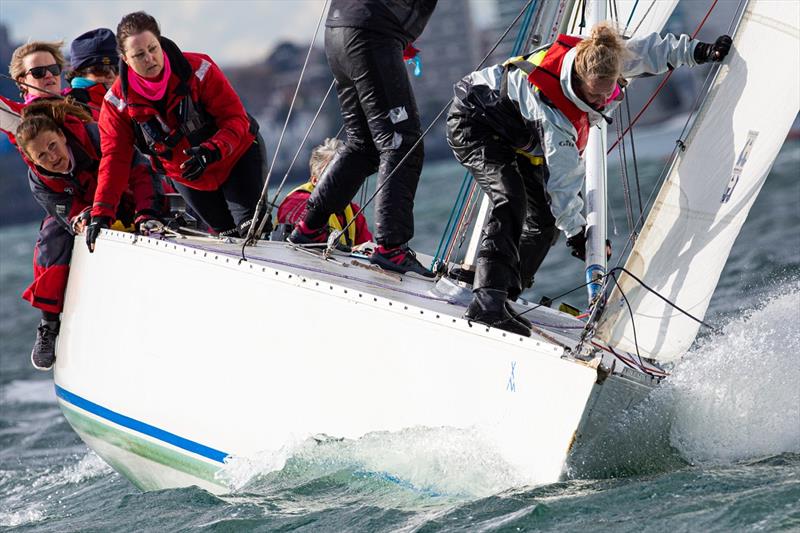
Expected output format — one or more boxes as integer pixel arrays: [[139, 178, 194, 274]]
[[291, 181, 357, 246], [504, 35, 590, 154], [117, 42, 219, 161]]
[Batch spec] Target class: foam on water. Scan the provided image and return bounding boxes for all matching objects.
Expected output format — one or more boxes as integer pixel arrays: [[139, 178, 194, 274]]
[[222, 426, 527, 499], [668, 283, 800, 464], [1, 379, 56, 404]]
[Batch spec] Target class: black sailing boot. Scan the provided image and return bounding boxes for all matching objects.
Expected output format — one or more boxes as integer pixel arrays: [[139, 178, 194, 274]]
[[31, 318, 59, 371], [464, 289, 531, 337], [505, 302, 532, 329]]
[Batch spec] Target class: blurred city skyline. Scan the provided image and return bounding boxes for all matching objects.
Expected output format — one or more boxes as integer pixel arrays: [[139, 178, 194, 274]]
[[0, 0, 497, 67]]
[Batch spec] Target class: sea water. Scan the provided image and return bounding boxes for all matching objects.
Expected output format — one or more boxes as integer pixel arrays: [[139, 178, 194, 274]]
[[1, 141, 798, 531]]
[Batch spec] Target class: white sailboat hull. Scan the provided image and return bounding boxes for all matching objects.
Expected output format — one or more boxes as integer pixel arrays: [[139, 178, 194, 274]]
[[54, 231, 657, 493]]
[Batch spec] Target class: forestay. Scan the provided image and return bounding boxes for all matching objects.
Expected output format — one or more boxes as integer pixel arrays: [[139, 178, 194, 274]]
[[596, 0, 800, 361]]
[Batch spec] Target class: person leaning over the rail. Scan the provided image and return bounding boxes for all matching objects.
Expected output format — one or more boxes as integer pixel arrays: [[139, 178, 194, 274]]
[[288, 0, 437, 278], [87, 11, 266, 251], [14, 100, 164, 370], [446, 21, 732, 336], [277, 137, 374, 249]]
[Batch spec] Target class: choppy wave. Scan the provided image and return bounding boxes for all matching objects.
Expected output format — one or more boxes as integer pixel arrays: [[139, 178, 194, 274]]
[[669, 284, 800, 464]]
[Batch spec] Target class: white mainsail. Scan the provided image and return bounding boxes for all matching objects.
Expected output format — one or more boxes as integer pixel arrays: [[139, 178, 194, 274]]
[[595, 0, 800, 361]]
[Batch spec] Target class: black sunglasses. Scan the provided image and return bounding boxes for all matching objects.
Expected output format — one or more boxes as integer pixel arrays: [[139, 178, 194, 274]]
[[25, 64, 62, 79]]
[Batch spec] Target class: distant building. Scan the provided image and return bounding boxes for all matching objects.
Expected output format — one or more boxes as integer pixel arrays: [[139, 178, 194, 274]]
[[410, 1, 480, 158]]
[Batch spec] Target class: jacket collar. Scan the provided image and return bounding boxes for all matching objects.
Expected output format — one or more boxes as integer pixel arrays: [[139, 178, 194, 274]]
[[560, 48, 603, 123], [120, 36, 192, 101]]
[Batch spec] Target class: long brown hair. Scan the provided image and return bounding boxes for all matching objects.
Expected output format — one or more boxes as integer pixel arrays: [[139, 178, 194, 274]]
[[15, 99, 92, 158], [574, 22, 629, 81]]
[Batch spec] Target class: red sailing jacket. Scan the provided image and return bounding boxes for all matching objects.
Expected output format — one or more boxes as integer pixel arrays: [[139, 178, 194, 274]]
[[67, 83, 108, 121], [27, 115, 160, 227], [94, 38, 255, 217], [527, 35, 590, 153]]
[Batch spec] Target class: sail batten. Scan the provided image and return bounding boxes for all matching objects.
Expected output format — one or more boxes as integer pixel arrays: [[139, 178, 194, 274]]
[[596, 0, 800, 361]]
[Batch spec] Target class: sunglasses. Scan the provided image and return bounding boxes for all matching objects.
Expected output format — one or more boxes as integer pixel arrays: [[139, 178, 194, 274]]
[[25, 64, 62, 79]]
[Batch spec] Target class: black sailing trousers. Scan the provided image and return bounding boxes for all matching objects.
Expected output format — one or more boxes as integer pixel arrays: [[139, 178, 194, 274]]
[[446, 102, 557, 300], [303, 26, 424, 247]]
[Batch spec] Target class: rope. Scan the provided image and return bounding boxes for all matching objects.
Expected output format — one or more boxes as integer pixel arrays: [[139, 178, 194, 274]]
[[319, 0, 539, 256], [243, 0, 330, 248]]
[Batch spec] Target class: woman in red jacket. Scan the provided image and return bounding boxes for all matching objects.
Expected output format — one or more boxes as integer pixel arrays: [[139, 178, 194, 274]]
[[89, 11, 265, 249], [15, 100, 163, 370]]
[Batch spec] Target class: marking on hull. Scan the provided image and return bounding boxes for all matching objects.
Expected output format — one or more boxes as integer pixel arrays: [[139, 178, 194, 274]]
[[55, 385, 228, 463]]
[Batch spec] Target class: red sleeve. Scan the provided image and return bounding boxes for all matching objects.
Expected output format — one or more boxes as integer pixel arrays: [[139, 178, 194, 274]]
[[197, 57, 251, 158], [276, 190, 310, 225], [93, 91, 136, 219], [349, 202, 373, 245], [0, 95, 24, 144]]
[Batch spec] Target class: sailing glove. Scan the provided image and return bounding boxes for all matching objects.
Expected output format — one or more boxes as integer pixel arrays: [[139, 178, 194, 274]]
[[566, 228, 612, 261], [86, 216, 111, 253], [694, 35, 733, 64], [181, 142, 221, 181], [566, 228, 587, 261]]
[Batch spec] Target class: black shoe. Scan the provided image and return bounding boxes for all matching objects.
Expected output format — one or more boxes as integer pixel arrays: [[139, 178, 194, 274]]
[[464, 289, 531, 337], [370, 245, 435, 278], [505, 302, 532, 329], [288, 223, 328, 245], [31, 319, 59, 371]]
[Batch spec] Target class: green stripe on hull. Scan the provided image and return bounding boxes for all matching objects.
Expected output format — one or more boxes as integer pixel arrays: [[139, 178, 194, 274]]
[[60, 403, 228, 491]]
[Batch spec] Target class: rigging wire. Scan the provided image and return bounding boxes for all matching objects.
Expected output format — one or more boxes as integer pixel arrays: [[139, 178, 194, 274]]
[[608, 0, 742, 266], [607, 0, 720, 154], [316, 0, 539, 257], [435, 0, 541, 268], [243, 0, 330, 250], [247, 78, 337, 246]]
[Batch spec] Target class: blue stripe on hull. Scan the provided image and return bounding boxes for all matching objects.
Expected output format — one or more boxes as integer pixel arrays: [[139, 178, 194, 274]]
[[55, 384, 228, 463]]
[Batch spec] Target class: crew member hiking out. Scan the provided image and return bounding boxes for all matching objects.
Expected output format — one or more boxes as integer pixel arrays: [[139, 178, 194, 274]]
[[89, 11, 266, 250], [288, 0, 437, 278], [447, 22, 732, 336], [15, 100, 163, 370]]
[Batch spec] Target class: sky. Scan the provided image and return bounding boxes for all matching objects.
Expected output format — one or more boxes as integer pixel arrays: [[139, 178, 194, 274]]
[[1, 0, 496, 68]]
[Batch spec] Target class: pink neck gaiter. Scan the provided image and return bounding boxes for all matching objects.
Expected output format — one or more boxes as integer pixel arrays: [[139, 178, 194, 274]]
[[127, 52, 171, 101]]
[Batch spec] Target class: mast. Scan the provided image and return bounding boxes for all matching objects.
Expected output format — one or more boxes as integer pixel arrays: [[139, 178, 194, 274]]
[[582, 0, 608, 304]]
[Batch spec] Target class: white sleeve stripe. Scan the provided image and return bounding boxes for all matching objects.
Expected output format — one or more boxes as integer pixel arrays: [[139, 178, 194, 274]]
[[195, 60, 211, 81]]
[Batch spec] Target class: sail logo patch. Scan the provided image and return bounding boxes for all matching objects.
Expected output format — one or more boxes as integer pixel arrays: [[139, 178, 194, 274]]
[[721, 131, 758, 203]]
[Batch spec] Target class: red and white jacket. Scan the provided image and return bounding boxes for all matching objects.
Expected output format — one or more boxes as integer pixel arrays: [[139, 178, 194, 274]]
[[94, 37, 256, 218]]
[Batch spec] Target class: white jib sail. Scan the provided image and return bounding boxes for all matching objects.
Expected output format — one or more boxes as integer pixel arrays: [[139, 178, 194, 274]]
[[595, 0, 800, 362]]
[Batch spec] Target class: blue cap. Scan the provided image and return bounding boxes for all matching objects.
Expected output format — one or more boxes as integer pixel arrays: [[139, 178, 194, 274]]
[[70, 28, 117, 71]]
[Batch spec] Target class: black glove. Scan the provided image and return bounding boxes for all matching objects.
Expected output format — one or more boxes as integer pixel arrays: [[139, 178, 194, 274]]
[[565, 228, 613, 261], [694, 35, 732, 64], [181, 142, 221, 181], [566, 228, 587, 261], [86, 216, 111, 253]]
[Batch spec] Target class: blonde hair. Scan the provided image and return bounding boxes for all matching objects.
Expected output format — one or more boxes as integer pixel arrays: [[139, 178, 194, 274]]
[[309, 137, 342, 178], [16, 99, 92, 158], [9, 41, 66, 94], [574, 22, 629, 81]]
